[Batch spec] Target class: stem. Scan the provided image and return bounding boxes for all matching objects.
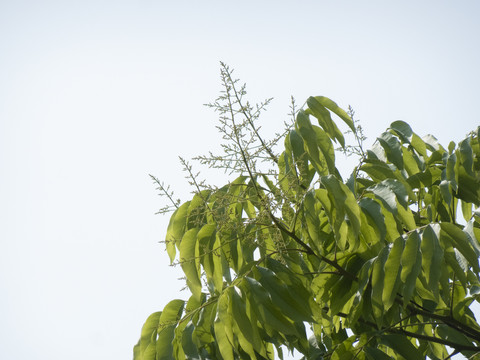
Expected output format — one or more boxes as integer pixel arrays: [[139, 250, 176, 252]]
[[223, 63, 278, 165], [150, 175, 179, 209]]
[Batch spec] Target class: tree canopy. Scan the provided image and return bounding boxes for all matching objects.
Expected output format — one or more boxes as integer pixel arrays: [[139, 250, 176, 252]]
[[134, 64, 480, 360]]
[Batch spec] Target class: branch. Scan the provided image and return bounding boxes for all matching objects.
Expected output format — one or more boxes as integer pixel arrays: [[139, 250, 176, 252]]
[[336, 311, 480, 354], [406, 303, 480, 343], [387, 327, 480, 353]]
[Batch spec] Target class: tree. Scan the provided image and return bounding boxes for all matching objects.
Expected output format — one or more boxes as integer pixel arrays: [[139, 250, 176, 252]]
[[134, 63, 480, 360]]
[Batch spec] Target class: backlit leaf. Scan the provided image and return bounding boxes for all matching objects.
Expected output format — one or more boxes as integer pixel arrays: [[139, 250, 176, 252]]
[[400, 231, 422, 304], [156, 300, 185, 360], [382, 236, 405, 310], [421, 225, 443, 299], [307, 96, 355, 132], [179, 228, 202, 299], [165, 202, 190, 263]]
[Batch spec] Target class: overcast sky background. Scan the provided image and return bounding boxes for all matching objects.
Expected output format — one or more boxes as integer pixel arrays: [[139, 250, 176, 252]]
[[1, 1, 480, 359]]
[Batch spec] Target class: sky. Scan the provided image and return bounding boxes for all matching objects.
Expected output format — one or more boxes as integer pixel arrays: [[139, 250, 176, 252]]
[[1, 1, 480, 359]]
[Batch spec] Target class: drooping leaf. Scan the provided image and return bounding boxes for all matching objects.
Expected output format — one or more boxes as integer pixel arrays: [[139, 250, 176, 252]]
[[306, 96, 346, 147], [179, 228, 202, 299], [307, 96, 355, 132], [230, 286, 265, 357], [436, 325, 478, 358], [390, 120, 413, 142], [135, 311, 162, 359], [241, 276, 299, 337], [255, 266, 313, 323], [296, 110, 328, 176], [313, 125, 337, 175], [359, 197, 387, 244], [441, 222, 480, 273], [214, 292, 234, 360], [156, 299, 185, 360], [377, 132, 404, 170], [382, 236, 405, 310], [420, 225, 443, 300], [378, 334, 423, 360], [165, 202, 190, 263], [322, 174, 361, 238], [400, 231, 422, 304], [360, 160, 397, 182], [371, 246, 390, 325]]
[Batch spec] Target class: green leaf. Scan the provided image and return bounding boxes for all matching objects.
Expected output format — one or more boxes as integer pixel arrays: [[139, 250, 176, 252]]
[[331, 336, 355, 360], [288, 130, 311, 186], [322, 175, 361, 237], [230, 288, 264, 357], [179, 228, 202, 299], [359, 197, 387, 243], [369, 181, 404, 215], [442, 152, 458, 191], [382, 236, 405, 310], [423, 134, 443, 152], [445, 247, 468, 290], [458, 137, 474, 176], [313, 126, 337, 175], [214, 293, 234, 360], [212, 234, 224, 293], [197, 224, 216, 291], [436, 325, 478, 358], [390, 120, 427, 158], [347, 259, 374, 325], [360, 160, 397, 182], [179, 322, 196, 359], [421, 225, 444, 300], [378, 334, 423, 360], [400, 231, 422, 304], [136, 312, 161, 359], [307, 96, 355, 132], [378, 132, 404, 170], [411, 133, 428, 158], [306, 96, 346, 147], [156, 300, 185, 360], [255, 266, 313, 322], [390, 120, 413, 142], [457, 166, 480, 205], [465, 220, 480, 256], [241, 276, 299, 336], [296, 110, 328, 175], [174, 294, 205, 358], [304, 190, 320, 245], [461, 200, 473, 222], [264, 258, 313, 315], [439, 179, 453, 207], [192, 301, 215, 346], [441, 222, 480, 273], [371, 246, 390, 325], [396, 200, 417, 231], [229, 288, 260, 359], [402, 146, 421, 176], [370, 183, 397, 215], [364, 347, 394, 360], [165, 202, 190, 263]]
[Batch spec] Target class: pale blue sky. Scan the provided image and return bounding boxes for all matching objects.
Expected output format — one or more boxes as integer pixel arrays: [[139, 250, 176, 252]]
[[1, 1, 480, 359]]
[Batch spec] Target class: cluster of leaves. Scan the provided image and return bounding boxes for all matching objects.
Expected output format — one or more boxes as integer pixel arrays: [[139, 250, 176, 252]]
[[134, 64, 480, 359]]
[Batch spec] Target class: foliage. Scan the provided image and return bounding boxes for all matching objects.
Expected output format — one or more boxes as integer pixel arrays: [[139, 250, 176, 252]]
[[134, 63, 480, 359]]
